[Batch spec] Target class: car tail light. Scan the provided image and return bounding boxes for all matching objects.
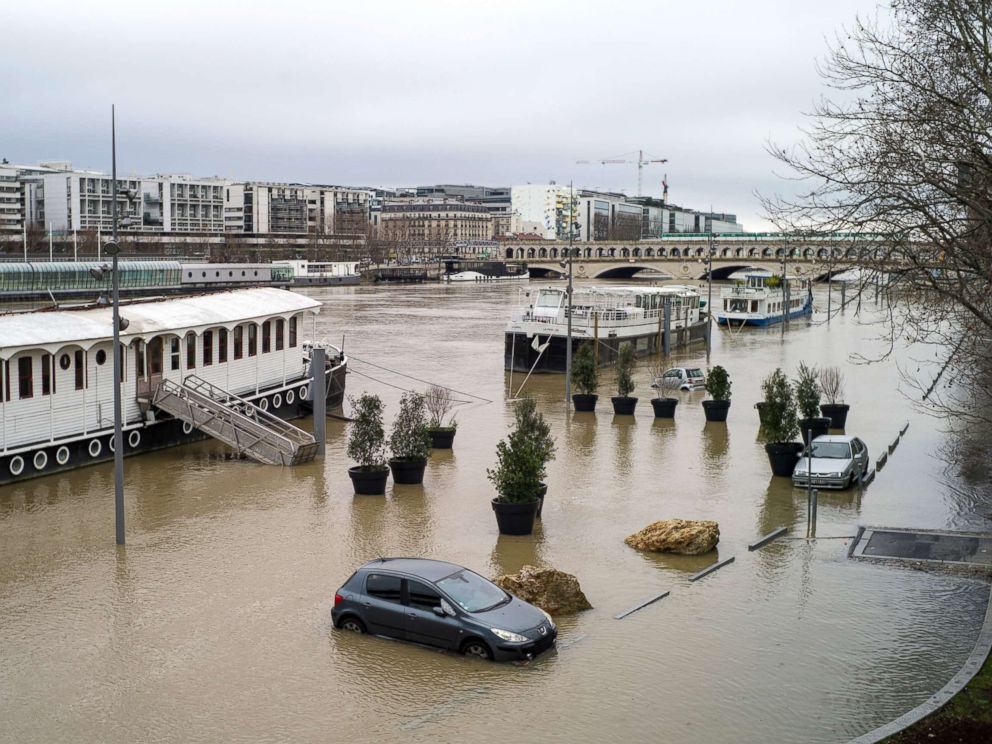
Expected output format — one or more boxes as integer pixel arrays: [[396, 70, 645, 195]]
[[334, 593, 344, 606]]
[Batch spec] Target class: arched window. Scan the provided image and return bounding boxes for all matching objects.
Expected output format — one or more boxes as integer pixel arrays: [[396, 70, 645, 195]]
[[218, 328, 228, 363], [262, 320, 271, 354], [186, 332, 196, 369], [233, 326, 243, 360], [275, 319, 285, 351], [289, 317, 298, 348], [247, 324, 257, 357]]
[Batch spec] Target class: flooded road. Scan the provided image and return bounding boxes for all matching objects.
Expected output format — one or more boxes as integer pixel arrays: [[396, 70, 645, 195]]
[[1, 280, 990, 743]]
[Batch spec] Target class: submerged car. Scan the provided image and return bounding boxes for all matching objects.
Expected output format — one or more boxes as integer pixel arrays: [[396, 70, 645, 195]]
[[792, 435, 870, 489], [651, 367, 706, 391], [332, 557, 557, 661]]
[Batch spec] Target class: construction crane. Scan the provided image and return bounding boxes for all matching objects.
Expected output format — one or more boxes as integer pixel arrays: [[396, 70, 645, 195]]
[[576, 150, 668, 198]]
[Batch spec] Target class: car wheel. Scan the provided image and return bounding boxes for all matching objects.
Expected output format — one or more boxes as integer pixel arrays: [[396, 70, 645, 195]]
[[461, 639, 493, 660], [340, 616, 366, 634]]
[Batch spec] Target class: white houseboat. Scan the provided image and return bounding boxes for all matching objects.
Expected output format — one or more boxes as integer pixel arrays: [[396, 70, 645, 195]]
[[505, 285, 705, 373], [715, 274, 813, 327], [0, 287, 346, 485], [272, 260, 361, 286], [441, 257, 529, 282]]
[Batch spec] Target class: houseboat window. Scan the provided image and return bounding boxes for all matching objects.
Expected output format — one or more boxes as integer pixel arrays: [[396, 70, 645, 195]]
[[2, 360, 8, 402], [275, 319, 285, 351], [75, 350, 86, 389], [750, 301, 759, 313], [96, 349, 107, 366], [186, 333, 196, 369], [262, 321, 271, 354], [248, 325, 257, 357], [59, 353, 71, 371], [135, 342, 146, 380], [536, 292, 560, 308], [203, 330, 213, 366], [42, 354, 53, 395], [218, 328, 228, 363], [234, 326, 244, 360], [170, 338, 180, 370], [18, 357, 33, 399], [289, 317, 298, 348]]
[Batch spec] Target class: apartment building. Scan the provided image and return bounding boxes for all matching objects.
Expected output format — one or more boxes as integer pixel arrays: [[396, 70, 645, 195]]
[[0, 166, 24, 235], [379, 198, 494, 246], [510, 184, 579, 240], [235, 183, 372, 234]]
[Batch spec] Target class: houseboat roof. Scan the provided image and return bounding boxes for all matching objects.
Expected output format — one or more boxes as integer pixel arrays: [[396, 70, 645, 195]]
[[0, 288, 321, 358]]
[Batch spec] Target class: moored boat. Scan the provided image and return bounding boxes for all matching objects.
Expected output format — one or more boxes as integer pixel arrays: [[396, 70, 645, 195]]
[[441, 257, 528, 282], [505, 285, 705, 373], [0, 287, 346, 485], [715, 274, 813, 327]]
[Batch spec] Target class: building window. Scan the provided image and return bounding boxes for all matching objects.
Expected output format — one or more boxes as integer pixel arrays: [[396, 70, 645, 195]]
[[275, 319, 285, 351], [289, 317, 298, 348], [218, 328, 228, 363], [233, 326, 243, 360], [74, 350, 85, 390], [262, 321, 271, 353], [247, 324, 257, 357], [42, 353, 53, 395], [203, 330, 213, 366], [186, 332, 196, 370], [18, 356, 33, 399], [170, 338, 180, 370]]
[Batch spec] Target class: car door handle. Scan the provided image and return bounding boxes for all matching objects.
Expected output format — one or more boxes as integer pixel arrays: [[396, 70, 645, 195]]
[[407, 612, 417, 619]]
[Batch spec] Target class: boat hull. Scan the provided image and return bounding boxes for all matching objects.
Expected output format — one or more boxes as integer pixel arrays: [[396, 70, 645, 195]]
[[0, 361, 346, 487], [443, 271, 530, 283], [716, 297, 813, 326]]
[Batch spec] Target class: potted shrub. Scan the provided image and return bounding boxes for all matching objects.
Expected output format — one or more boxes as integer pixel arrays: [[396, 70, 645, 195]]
[[760, 368, 803, 476], [795, 362, 831, 444], [650, 366, 678, 419], [347, 393, 389, 495], [388, 392, 431, 484], [424, 383, 458, 449], [570, 343, 599, 412], [611, 342, 638, 415], [487, 397, 556, 534], [819, 365, 850, 429], [701, 365, 731, 422]]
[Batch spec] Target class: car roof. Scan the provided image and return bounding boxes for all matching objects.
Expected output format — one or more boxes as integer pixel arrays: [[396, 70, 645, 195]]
[[812, 435, 857, 443], [359, 557, 465, 581]]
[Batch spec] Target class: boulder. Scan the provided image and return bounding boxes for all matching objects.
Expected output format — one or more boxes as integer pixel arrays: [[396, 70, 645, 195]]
[[492, 565, 592, 614], [625, 519, 720, 555]]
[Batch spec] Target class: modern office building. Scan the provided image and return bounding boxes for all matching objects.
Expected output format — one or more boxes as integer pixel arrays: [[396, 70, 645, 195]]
[[510, 184, 579, 240], [234, 183, 373, 234], [0, 166, 24, 236]]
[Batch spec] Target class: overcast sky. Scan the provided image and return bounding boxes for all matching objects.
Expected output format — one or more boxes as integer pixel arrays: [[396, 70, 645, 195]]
[[2, 0, 880, 230]]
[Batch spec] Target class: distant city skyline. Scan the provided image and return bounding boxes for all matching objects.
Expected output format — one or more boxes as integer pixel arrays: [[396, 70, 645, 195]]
[[2, 0, 882, 231]]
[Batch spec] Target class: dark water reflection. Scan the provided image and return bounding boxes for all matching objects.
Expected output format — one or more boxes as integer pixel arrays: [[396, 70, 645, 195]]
[[0, 280, 989, 744]]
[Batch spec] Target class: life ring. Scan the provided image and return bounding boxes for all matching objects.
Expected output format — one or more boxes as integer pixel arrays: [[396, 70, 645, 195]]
[[258, 397, 269, 411], [128, 430, 141, 449], [286, 389, 295, 406], [9, 456, 24, 476], [56, 446, 70, 465], [272, 393, 283, 409], [300, 384, 310, 402], [182, 421, 194, 435], [108, 436, 115, 453], [33, 450, 48, 471], [89, 439, 102, 458]]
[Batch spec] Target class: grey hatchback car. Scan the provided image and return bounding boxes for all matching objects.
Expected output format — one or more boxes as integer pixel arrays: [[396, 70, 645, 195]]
[[332, 558, 557, 661]]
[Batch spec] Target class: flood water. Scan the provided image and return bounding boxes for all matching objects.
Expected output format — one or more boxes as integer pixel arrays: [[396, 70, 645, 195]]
[[2, 280, 990, 744]]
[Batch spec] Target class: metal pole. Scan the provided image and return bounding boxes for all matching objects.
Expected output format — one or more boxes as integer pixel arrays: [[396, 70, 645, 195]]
[[565, 182, 574, 403], [48, 222, 53, 261], [311, 346, 326, 457], [706, 233, 714, 361], [781, 246, 788, 338], [23, 221, 27, 260], [663, 300, 671, 355], [805, 428, 813, 538], [826, 248, 832, 324], [811, 488, 818, 538], [110, 104, 125, 546], [73, 230, 78, 262]]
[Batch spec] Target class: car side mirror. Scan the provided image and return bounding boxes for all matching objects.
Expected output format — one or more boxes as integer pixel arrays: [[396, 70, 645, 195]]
[[432, 606, 446, 617]]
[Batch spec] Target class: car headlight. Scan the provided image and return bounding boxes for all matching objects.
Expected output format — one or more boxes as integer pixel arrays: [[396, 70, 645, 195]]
[[490, 628, 528, 643], [539, 609, 556, 629]]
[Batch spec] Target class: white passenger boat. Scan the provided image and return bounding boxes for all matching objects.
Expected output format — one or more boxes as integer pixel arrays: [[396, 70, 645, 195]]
[[0, 287, 346, 485], [272, 260, 361, 286], [715, 274, 813, 327], [441, 257, 529, 282], [505, 285, 705, 373]]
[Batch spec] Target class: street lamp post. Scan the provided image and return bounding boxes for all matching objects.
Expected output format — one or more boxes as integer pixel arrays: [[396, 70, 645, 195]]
[[109, 105, 126, 546], [565, 183, 575, 403], [706, 232, 714, 362]]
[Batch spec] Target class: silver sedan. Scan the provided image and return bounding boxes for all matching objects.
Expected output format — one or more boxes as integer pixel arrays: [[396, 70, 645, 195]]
[[793, 435, 870, 489]]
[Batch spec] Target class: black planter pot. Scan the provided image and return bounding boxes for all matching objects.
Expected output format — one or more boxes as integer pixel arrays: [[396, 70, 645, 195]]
[[428, 427, 456, 449], [819, 403, 850, 430], [765, 442, 804, 477], [611, 396, 638, 415], [389, 457, 428, 485], [348, 466, 389, 495], [535, 482, 548, 518], [651, 397, 678, 418], [799, 417, 832, 445], [491, 498, 539, 535], [572, 394, 598, 412], [755, 401, 769, 427], [702, 399, 731, 422]]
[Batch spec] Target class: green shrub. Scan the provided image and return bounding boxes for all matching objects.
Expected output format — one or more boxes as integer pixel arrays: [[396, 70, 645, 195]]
[[571, 343, 599, 395], [389, 392, 431, 461], [794, 362, 822, 419], [615, 343, 635, 397], [760, 368, 800, 443], [487, 397, 556, 503], [347, 393, 387, 470], [705, 365, 732, 401]]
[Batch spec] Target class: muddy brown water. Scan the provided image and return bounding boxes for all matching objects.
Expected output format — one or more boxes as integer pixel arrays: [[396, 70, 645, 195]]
[[1, 281, 990, 744]]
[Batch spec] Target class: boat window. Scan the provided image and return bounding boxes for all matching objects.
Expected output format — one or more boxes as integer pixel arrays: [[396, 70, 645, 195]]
[[170, 338, 180, 370], [262, 321, 271, 354], [186, 332, 196, 370], [118, 344, 126, 382], [2, 360, 8, 402], [96, 349, 107, 366], [203, 330, 213, 367], [135, 342, 146, 381], [41, 354, 53, 396], [218, 328, 228, 363], [59, 353, 71, 371], [74, 350, 86, 390], [18, 356, 33, 399], [536, 292, 561, 308], [750, 301, 758, 313], [233, 326, 243, 360], [275, 319, 285, 351], [247, 325, 257, 357], [289, 317, 298, 348]]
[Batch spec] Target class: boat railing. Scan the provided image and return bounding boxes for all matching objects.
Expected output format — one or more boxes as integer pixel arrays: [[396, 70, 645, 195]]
[[514, 305, 699, 329]]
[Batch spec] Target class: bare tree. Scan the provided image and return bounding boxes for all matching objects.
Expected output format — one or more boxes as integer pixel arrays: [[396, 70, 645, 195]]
[[764, 0, 992, 425]]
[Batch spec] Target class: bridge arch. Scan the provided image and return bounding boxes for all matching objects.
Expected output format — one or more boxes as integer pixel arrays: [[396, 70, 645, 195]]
[[708, 264, 769, 281]]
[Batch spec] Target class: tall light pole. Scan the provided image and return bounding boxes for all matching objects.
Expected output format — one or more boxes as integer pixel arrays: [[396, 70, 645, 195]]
[[706, 231, 714, 362], [565, 182, 575, 402], [109, 105, 126, 546]]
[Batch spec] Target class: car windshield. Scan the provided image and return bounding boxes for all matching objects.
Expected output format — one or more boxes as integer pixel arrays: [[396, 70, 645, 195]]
[[436, 570, 509, 613], [809, 441, 852, 459], [686, 369, 703, 378]]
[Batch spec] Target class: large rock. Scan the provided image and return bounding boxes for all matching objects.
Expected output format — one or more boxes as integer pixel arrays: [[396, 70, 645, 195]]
[[492, 565, 592, 614], [625, 519, 720, 555]]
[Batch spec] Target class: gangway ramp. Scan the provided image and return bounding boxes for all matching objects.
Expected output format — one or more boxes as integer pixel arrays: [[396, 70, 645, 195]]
[[152, 376, 318, 465]]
